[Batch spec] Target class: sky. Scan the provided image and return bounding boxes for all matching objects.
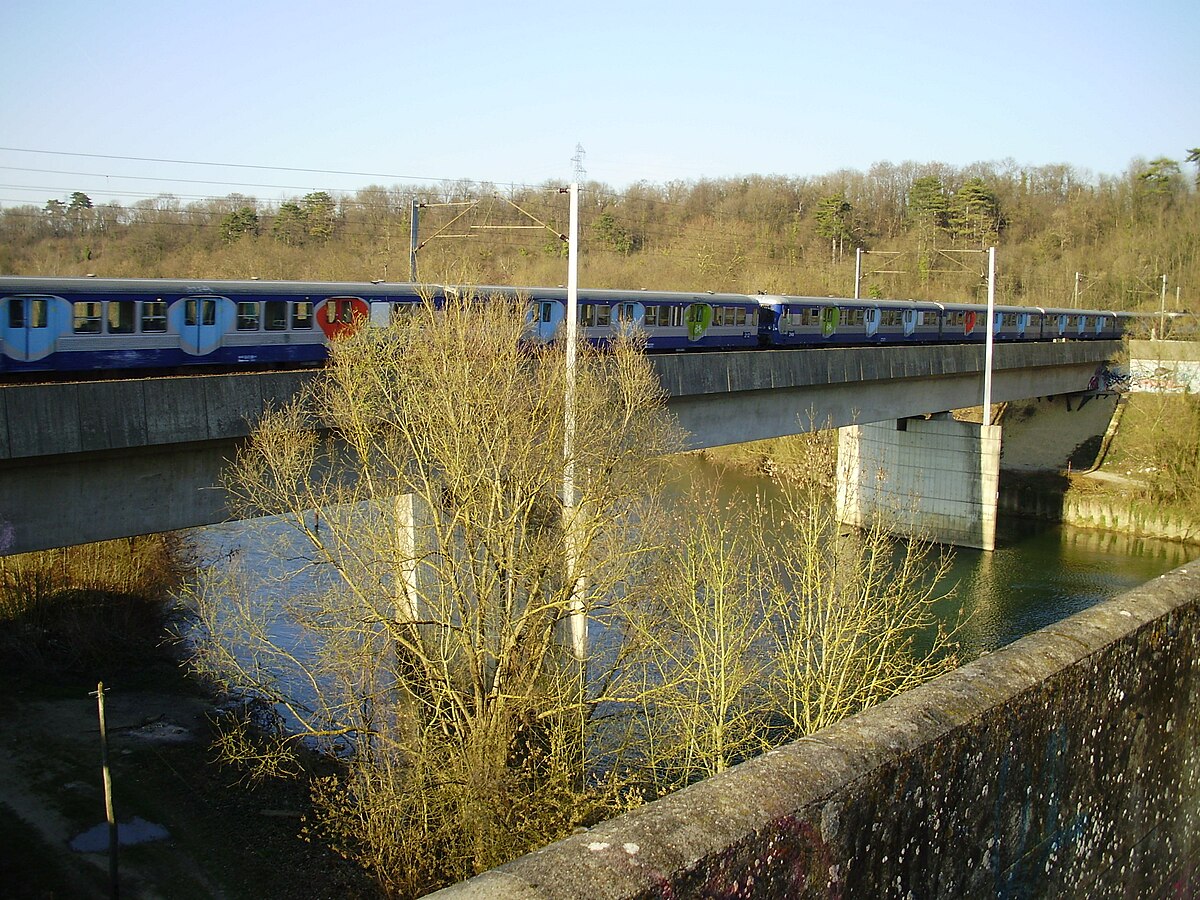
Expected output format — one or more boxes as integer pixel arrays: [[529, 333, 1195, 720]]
[[1, 0, 1197, 209]]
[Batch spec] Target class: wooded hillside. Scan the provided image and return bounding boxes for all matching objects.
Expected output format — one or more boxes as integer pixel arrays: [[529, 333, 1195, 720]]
[[2, 153, 1197, 313]]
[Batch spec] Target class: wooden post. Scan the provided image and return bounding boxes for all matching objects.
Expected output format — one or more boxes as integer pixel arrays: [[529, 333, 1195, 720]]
[[93, 682, 119, 899]]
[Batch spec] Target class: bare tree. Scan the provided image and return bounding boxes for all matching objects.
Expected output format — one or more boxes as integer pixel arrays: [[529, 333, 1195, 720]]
[[186, 302, 960, 893], [186, 294, 680, 894], [606, 434, 959, 795]]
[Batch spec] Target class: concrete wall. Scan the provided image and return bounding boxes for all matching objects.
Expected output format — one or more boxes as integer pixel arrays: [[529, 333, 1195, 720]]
[[661, 341, 1116, 449], [0, 341, 1117, 554], [1128, 339, 1200, 394], [836, 417, 1001, 550], [434, 560, 1200, 899], [0, 371, 317, 554]]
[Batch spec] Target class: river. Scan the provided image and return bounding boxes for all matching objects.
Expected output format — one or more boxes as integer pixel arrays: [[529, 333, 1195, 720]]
[[667, 454, 1196, 656], [186, 455, 1196, 663]]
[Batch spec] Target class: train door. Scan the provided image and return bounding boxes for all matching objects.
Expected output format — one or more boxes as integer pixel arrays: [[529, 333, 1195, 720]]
[[820, 306, 839, 337], [317, 296, 369, 340], [174, 295, 235, 356], [865, 307, 880, 337], [531, 299, 564, 342], [614, 301, 643, 337], [684, 303, 712, 342], [902, 309, 917, 337], [1, 294, 69, 364]]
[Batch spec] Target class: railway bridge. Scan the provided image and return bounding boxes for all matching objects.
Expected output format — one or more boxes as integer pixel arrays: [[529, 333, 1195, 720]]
[[0, 340, 1118, 555]]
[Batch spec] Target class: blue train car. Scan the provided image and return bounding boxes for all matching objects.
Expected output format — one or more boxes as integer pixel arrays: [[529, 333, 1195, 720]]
[[515, 286, 761, 351], [0, 277, 431, 374], [0, 275, 1134, 379]]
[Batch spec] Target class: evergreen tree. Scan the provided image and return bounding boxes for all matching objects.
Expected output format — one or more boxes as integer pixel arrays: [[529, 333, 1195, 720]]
[[221, 206, 260, 243], [67, 191, 94, 234], [272, 201, 307, 246], [592, 211, 635, 254], [906, 176, 948, 232], [814, 192, 855, 262], [1188, 148, 1200, 187], [301, 191, 337, 241], [950, 178, 1001, 245]]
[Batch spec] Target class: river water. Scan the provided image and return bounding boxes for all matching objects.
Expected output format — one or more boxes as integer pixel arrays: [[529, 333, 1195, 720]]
[[668, 455, 1197, 657], [187, 456, 1197, 662]]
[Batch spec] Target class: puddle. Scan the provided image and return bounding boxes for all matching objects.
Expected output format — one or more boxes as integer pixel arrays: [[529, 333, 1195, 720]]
[[70, 817, 170, 852]]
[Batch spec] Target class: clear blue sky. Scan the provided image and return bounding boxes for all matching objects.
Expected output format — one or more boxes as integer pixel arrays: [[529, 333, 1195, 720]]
[[1, 0, 1196, 208]]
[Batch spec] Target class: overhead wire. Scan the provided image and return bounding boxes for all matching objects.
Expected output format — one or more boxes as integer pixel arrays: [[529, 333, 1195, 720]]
[[0, 146, 1016, 281]]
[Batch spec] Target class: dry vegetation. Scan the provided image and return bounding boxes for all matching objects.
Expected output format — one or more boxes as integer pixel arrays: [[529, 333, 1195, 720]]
[[182, 298, 959, 896], [4, 154, 1199, 317], [0, 535, 187, 676]]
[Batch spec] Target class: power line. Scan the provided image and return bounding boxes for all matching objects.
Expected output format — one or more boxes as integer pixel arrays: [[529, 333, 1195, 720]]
[[0, 146, 537, 192]]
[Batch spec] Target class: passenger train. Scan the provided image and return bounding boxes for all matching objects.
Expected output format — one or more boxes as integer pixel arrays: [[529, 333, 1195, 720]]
[[0, 276, 1131, 377]]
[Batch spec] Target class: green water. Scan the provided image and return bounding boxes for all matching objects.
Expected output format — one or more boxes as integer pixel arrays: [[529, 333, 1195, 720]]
[[670, 454, 1196, 654]]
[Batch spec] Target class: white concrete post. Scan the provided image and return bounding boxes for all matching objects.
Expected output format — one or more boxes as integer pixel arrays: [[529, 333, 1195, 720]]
[[983, 246, 996, 424]]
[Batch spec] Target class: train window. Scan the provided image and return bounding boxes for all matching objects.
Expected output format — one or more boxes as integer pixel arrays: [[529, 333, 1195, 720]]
[[9, 298, 49, 329], [389, 304, 415, 325], [580, 304, 611, 327], [848, 309, 865, 326], [540, 302, 554, 323], [107, 300, 136, 334], [73, 301, 102, 334], [264, 301, 288, 331], [237, 302, 260, 331], [325, 298, 356, 324], [185, 298, 217, 327], [615, 303, 635, 324], [293, 301, 313, 329], [142, 300, 167, 333], [643, 306, 662, 327]]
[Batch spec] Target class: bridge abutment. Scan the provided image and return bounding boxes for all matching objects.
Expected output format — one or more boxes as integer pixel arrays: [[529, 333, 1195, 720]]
[[836, 415, 1001, 551]]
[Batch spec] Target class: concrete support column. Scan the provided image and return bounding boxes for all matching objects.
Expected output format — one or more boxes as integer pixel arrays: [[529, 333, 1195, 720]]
[[836, 416, 1001, 551]]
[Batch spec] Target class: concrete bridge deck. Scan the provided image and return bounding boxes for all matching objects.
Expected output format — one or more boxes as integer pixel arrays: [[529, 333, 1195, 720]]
[[0, 341, 1118, 554]]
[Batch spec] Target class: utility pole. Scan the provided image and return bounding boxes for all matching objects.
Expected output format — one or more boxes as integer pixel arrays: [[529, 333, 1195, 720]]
[[854, 247, 862, 300], [1160, 274, 1168, 340], [563, 182, 584, 662], [983, 247, 996, 424], [409, 199, 420, 282]]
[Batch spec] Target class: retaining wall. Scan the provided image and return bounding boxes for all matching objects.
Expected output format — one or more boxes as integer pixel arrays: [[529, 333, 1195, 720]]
[[434, 561, 1200, 899]]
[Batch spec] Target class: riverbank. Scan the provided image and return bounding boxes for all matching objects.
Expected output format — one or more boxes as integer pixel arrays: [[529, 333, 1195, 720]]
[[0, 650, 376, 899], [0, 538, 378, 900]]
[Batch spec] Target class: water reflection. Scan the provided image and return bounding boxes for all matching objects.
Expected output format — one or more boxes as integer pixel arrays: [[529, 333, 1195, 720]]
[[675, 454, 1196, 656], [189, 456, 1197, 675], [942, 519, 1195, 655]]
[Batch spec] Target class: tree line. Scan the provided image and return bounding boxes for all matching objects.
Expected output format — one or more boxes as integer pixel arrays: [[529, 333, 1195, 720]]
[[2, 152, 1198, 312]]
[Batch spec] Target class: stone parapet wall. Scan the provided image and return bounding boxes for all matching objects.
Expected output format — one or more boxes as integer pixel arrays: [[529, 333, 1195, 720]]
[[434, 561, 1200, 899]]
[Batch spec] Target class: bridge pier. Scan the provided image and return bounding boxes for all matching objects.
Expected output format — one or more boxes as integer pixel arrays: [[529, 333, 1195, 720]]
[[835, 415, 1001, 551]]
